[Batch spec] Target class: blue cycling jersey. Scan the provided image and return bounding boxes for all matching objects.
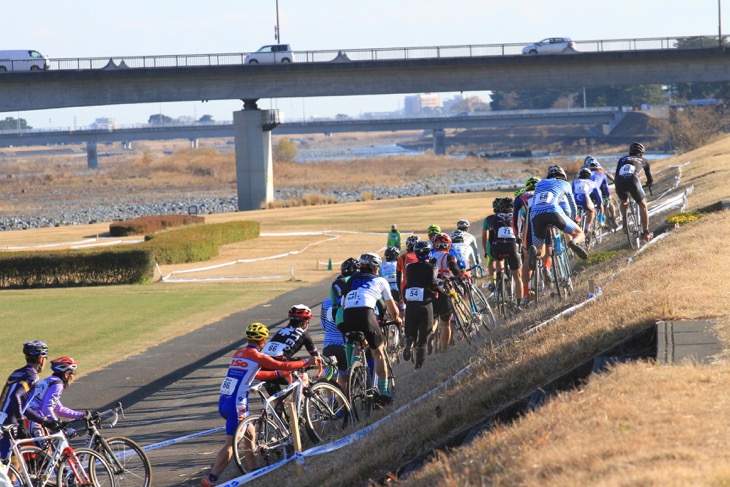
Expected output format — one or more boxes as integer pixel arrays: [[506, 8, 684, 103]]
[[321, 297, 345, 347], [530, 178, 578, 219]]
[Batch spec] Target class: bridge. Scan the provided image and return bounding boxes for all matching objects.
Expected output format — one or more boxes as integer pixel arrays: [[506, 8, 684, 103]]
[[1, 35, 728, 209], [0, 107, 624, 160]]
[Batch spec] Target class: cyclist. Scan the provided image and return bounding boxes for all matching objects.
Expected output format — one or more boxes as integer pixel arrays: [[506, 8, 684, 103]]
[[426, 224, 441, 242], [386, 224, 402, 250], [261, 304, 323, 395], [572, 167, 603, 243], [514, 177, 540, 304], [483, 197, 523, 307], [529, 165, 589, 268], [397, 235, 420, 298], [584, 156, 617, 229], [450, 230, 478, 272], [330, 257, 360, 330], [0, 341, 49, 467], [320, 297, 348, 391], [341, 253, 402, 406], [430, 233, 463, 352], [402, 240, 439, 370], [201, 323, 315, 486], [456, 219, 482, 267], [615, 142, 654, 242], [380, 246, 402, 306]]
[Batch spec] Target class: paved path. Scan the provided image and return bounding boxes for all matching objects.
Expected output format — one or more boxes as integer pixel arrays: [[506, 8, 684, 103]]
[[63, 278, 333, 486]]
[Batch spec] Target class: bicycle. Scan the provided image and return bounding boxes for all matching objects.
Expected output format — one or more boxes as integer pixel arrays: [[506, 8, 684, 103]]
[[623, 184, 653, 250], [1, 422, 115, 487], [460, 265, 498, 332], [440, 277, 478, 344], [380, 317, 405, 366], [345, 330, 396, 420], [76, 403, 151, 487], [493, 263, 516, 319], [546, 226, 575, 300], [578, 206, 599, 250], [232, 360, 353, 474]]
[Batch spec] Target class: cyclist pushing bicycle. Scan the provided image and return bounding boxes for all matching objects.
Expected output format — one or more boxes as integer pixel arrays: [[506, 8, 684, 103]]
[[483, 197, 524, 309], [201, 322, 316, 487], [615, 142, 654, 242], [528, 165, 589, 270]]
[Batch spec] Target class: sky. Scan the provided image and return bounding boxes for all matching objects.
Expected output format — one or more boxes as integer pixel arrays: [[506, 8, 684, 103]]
[[0, 0, 723, 129]]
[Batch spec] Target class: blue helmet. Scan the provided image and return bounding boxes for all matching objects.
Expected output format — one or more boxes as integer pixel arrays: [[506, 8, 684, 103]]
[[413, 240, 433, 261]]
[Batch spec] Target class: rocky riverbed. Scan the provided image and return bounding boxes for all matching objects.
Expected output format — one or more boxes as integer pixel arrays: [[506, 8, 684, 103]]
[[0, 170, 523, 231]]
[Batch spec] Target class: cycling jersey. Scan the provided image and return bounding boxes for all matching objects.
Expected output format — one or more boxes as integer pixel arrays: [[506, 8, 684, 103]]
[[25, 376, 83, 422], [262, 325, 319, 360], [449, 242, 475, 270], [218, 346, 308, 435], [330, 275, 349, 325], [342, 272, 394, 310], [530, 178, 578, 219], [484, 213, 521, 270], [396, 252, 418, 295], [403, 260, 439, 352], [386, 230, 402, 250], [379, 260, 399, 294], [588, 169, 611, 198], [513, 190, 534, 242], [0, 365, 45, 460], [320, 297, 345, 348], [615, 154, 653, 203], [572, 178, 603, 209], [460, 232, 481, 265], [429, 250, 461, 280]]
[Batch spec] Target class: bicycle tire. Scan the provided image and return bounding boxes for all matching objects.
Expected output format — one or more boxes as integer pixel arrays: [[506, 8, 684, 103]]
[[558, 250, 575, 296], [468, 283, 498, 332], [550, 248, 564, 300], [17, 445, 53, 483], [495, 272, 506, 318], [347, 361, 373, 420], [530, 260, 541, 306], [233, 413, 288, 475], [626, 205, 640, 250], [6, 464, 23, 486], [449, 295, 473, 344], [303, 381, 353, 443], [95, 436, 151, 487], [59, 448, 115, 487], [384, 323, 402, 365]]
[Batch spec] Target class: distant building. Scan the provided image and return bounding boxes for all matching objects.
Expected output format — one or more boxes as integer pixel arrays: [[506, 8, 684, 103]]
[[404, 93, 441, 116]]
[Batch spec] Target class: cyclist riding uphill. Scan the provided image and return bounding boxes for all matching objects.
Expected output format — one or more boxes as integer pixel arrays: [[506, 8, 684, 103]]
[[261, 304, 323, 395], [572, 167, 603, 235], [201, 323, 315, 486], [615, 142, 654, 242], [341, 253, 402, 406], [330, 257, 360, 329], [528, 165, 589, 268], [25, 357, 98, 437], [0, 341, 49, 463]]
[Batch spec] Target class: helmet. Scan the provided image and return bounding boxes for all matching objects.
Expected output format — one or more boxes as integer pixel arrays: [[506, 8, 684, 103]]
[[246, 322, 269, 341], [499, 197, 514, 211], [547, 165, 567, 180], [50, 356, 77, 374], [525, 176, 541, 191], [514, 188, 526, 197], [359, 252, 382, 269], [629, 142, 645, 155], [433, 233, 452, 250], [427, 224, 441, 236], [492, 198, 503, 212], [405, 235, 419, 252], [413, 240, 433, 260], [288, 304, 313, 321], [340, 257, 360, 277], [384, 246, 400, 261], [578, 167, 592, 179], [450, 230, 465, 243], [586, 157, 601, 170], [584, 155, 594, 164], [456, 219, 470, 231], [23, 340, 48, 358]]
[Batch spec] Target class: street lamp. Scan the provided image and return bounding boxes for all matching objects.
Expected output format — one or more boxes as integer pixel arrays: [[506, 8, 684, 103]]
[[274, 0, 281, 43], [720, 0, 723, 47]]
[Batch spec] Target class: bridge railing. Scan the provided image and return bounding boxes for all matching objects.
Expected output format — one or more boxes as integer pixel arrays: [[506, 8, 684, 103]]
[[37, 34, 724, 72]]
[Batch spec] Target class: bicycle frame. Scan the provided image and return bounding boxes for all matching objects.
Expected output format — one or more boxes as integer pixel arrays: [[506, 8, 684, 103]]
[[547, 227, 574, 300]]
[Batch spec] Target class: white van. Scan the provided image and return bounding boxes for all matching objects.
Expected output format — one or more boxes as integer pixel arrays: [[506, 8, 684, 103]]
[[244, 44, 293, 64], [0, 50, 50, 72]]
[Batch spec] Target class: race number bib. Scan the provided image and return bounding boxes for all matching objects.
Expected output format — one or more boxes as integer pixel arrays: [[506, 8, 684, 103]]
[[345, 290, 366, 307], [220, 377, 236, 395], [619, 164, 636, 177], [534, 192, 554, 205], [263, 341, 287, 357], [497, 226, 515, 239], [405, 287, 425, 302]]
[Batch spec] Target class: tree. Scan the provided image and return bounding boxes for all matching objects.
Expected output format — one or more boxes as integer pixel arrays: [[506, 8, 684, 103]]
[[148, 114, 173, 125], [0, 117, 31, 130], [198, 114, 215, 123], [273, 139, 298, 162]]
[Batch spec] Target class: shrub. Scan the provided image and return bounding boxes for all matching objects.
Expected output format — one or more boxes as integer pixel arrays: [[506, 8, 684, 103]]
[[110, 214, 205, 236], [666, 211, 704, 225], [273, 139, 298, 162]]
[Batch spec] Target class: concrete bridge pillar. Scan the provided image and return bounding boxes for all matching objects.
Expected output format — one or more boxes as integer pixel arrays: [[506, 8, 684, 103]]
[[233, 101, 280, 211], [189, 138, 199, 149], [433, 128, 446, 155], [86, 142, 98, 169]]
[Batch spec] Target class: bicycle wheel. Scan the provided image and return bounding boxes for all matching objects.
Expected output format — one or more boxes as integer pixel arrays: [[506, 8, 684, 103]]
[[559, 251, 575, 296], [450, 296, 473, 344], [18, 445, 53, 483], [59, 448, 115, 487], [385, 324, 401, 365], [233, 413, 289, 475], [468, 283, 498, 332], [303, 381, 353, 443], [95, 436, 152, 487], [6, 464, 23, 486], [530, 261, 541, 306], [626, 205, 640, 250], [347, 361, 373, 420], [495, 272, 506, 318]]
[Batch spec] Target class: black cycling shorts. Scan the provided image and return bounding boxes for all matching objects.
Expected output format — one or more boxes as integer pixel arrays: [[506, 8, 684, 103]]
[[615, 177, 646, 203], [342, 307, 385, 349], [323, 344, 347, 373], [432, 292, 453, 321], [490, 241, 522, 271]]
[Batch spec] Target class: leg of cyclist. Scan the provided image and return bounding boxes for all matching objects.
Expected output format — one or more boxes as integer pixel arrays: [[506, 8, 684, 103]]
[[638, 197, 651, 240]]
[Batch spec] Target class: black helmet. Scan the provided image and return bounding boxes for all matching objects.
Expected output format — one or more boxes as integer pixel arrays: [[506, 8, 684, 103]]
[[499, 196, 514, 210], [23, 340, 48, 358], [629, 142, 645, 156], [384, 246, 400, 261], [340, 257, 360, 277], [413, 240, 433, 261], [578, 167, 592, 179], [547, 165, 567, 180], [405, 235, 419, 252], [359, 252, 382, 269], [492, 197, 503, 212]]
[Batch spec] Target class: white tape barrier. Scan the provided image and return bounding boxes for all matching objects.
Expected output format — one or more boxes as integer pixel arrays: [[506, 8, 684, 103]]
[[141, 426, 225, 453], [71, 239, 144, 249], [4, 238, 97, 250]]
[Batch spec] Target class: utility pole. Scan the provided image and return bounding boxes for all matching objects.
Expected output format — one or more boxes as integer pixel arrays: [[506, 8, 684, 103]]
[[275, 0, 281, 43], [720, 0, 723, 47]]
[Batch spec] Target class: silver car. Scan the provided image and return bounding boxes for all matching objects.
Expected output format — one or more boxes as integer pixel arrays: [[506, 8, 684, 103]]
[[521, 37, 577, 55], [244, 44, 294, 64]]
